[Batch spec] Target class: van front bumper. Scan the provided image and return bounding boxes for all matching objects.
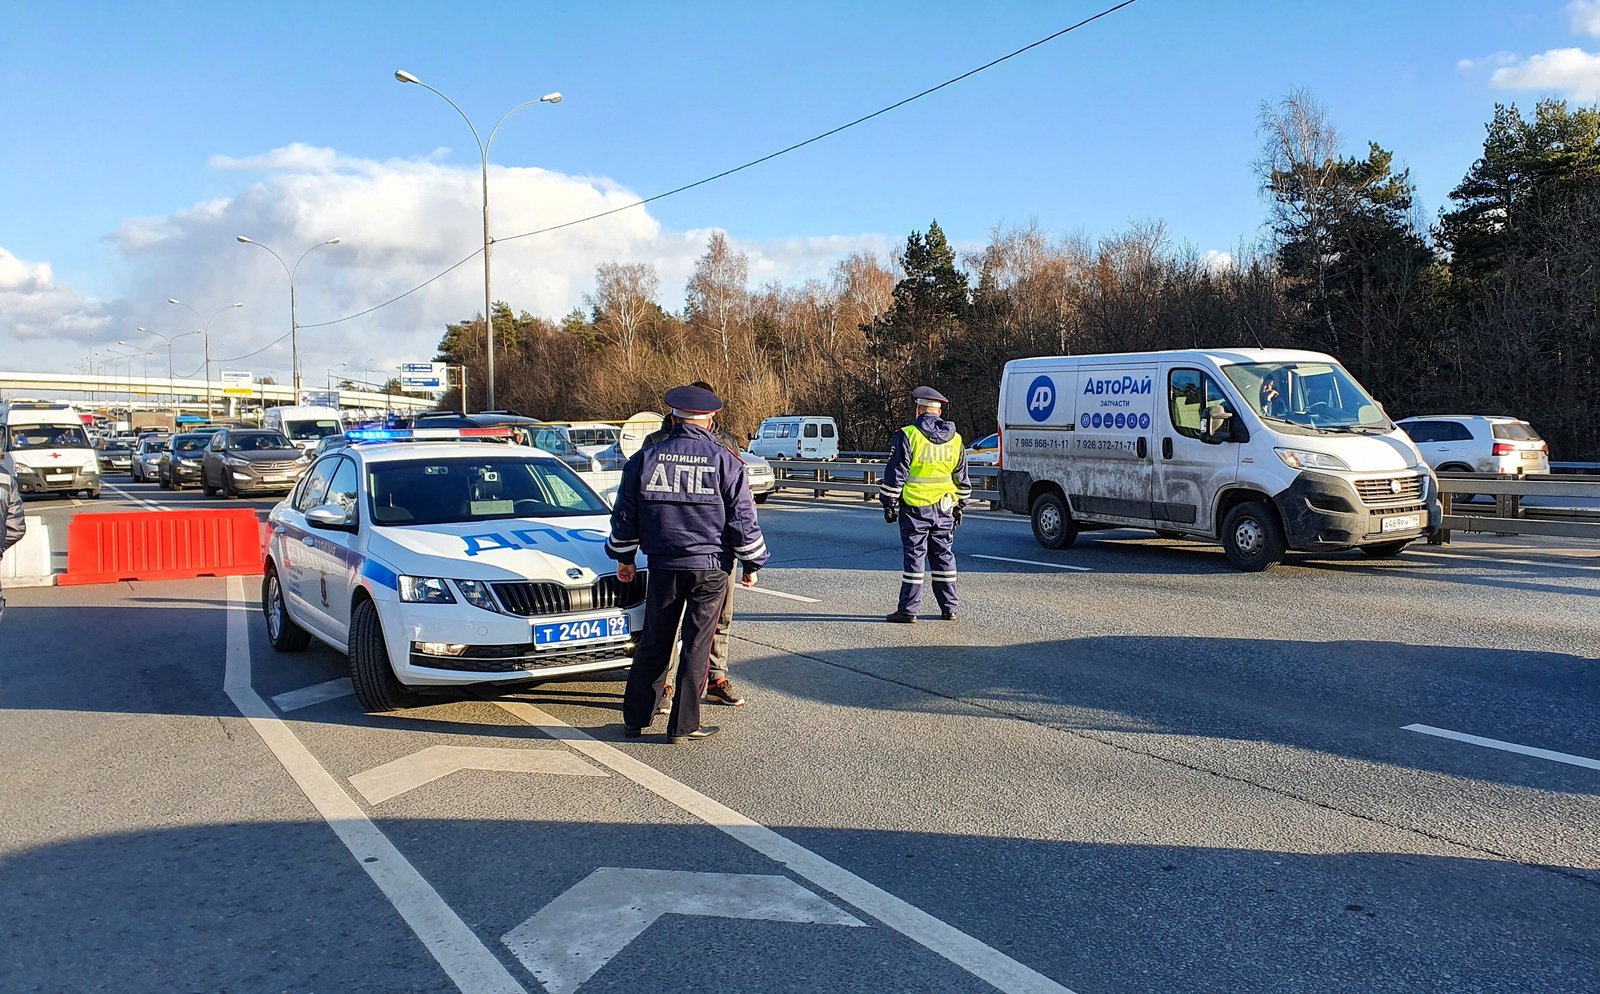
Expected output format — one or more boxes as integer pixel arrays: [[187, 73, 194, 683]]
[[1273, 472, 1439, 551]]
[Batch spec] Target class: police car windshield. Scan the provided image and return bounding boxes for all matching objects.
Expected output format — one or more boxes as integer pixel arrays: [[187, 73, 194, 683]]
[[1221, 361, 1392, 434], [367, 455, 608, 526]]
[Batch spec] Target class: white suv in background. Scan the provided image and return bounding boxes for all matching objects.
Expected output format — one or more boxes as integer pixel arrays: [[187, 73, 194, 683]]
[[1397, 416, 1550, 500]]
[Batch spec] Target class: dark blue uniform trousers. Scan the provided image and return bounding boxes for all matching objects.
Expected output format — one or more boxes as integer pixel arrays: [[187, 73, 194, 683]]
[[623, 568, 730, 737], [897, 503, 958, 615]]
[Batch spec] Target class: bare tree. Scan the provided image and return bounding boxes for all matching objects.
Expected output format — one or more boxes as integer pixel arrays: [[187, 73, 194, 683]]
[[685, 232, 750, 373], [1258, 88, 1343, 349], [585, 261, 659, 371]]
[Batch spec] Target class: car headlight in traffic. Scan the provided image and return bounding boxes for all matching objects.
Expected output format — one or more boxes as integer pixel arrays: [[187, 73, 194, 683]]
[[179, 457, 199, 466], [398, 576, 456, 603], [225, 456, 251, 468], [454, 579, 501, 613], [1274, 447, 1350, 472]]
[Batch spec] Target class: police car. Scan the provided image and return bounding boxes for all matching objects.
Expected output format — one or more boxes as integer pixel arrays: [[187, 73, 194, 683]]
[[262, 426, 646, 712]]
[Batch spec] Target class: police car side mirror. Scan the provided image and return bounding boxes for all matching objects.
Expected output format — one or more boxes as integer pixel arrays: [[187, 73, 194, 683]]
[[306, 504, 355, 531]]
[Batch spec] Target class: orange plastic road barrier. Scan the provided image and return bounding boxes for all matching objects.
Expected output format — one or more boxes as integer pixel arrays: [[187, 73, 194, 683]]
[[59, 510, 265, 585]]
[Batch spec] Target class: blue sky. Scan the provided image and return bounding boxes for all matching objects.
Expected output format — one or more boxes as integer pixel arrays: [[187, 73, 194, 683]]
[[2, 0, 1596, 380]]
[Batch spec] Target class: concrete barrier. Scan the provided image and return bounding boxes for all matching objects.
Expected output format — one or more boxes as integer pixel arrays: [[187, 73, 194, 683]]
[[0, 515, 56, 587]]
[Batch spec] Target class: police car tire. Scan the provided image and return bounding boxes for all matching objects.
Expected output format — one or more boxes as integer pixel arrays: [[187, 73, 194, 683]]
[[349, 599, 422, 713], [1220, 501, 1285, 572], [262, 565, 312, 652], [1030, 491, 1078, 550]]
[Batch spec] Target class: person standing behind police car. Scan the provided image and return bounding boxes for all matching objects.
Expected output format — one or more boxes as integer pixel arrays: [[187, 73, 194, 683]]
[[880, 386, 971, 623], [0, 458, 26, 622], [644, 380, 748, 708], [607, 385, 769, 742]]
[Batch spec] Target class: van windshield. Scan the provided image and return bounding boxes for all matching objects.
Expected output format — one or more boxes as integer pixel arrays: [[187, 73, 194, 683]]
[[283, 419, 342, 441], [1221, 361, 1392, 434], [8, 424, 91, 449]]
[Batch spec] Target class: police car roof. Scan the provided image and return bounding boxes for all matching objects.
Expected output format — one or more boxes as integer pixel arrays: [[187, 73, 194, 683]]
[[346, 440, 562, 464]]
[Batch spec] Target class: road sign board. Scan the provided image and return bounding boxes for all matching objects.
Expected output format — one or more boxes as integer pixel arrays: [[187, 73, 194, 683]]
[[400, 361, 448, 393]]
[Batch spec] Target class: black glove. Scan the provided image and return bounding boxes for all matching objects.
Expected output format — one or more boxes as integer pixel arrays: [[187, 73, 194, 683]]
[[883, 504, 898, 524], [953, 507, 963, 528]]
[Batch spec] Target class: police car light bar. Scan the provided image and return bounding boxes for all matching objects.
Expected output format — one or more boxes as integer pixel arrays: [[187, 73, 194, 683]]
[[346, 426, 515, 443]]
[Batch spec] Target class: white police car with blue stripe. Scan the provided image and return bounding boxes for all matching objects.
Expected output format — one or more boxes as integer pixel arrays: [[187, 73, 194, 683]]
[[262, 426, 646, 712]]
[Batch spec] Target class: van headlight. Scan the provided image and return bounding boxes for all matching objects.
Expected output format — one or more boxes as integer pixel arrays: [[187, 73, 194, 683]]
[[454, 579, 501, 613], [398, 576, 456, 603], [1274, 447, 1350, 472]]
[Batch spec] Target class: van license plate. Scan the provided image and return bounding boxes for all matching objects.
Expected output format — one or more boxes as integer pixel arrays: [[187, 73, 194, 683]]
[[1381, 514, 1421, 533], [46, 474, 71, 482], [534, 614, 629, 647]]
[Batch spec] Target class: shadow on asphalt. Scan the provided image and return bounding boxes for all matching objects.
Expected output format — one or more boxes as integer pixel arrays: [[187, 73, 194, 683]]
[[1, 820, 1595, 994]]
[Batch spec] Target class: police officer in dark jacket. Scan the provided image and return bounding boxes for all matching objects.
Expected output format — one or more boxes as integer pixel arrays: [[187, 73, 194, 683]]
[[607, 385, 769, 742], [0, 458, 25, 622]]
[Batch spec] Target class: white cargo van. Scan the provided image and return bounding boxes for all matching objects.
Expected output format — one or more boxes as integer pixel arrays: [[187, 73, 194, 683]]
[[749, 416, 839, 460], [263, 405, 344, 453], [0, 401, 102, 498], [996, 349, 1439, 570]]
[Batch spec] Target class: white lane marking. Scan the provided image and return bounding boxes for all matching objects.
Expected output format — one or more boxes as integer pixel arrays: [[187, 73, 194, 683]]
[[271, 677, 355, 712], [493, 699, 1080, 994], [969, 554, 1092, 572], [104, 482, 169, 512], [1404, 549, 1600, 574], [1402, 723, 1600, 772], [223, 577, 528, 994], [349, 745, 607, 805], [737, 585, 821, 604], [502, 868, 864, 994]]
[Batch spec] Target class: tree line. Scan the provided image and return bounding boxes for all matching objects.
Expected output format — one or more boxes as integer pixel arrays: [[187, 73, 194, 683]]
[[434, 92, 1600, 459]]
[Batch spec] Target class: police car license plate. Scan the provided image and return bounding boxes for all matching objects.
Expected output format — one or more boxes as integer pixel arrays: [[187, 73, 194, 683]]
[[1381, 514, 1421, 533], [534, 614, 629, 647]]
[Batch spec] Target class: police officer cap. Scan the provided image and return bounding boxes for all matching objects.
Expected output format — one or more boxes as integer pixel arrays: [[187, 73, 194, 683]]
[[663, 384, 724, 417], [911, 386, 948, 404]]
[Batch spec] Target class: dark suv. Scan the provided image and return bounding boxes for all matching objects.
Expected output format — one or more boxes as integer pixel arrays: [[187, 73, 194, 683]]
[[159, 433, 211, 490], [199, 429, 308, 498]]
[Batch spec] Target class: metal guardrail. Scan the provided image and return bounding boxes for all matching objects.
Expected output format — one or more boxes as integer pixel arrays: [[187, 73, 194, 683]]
[[1435, 473, 1600, 541], [767, 458, 1000, 503]]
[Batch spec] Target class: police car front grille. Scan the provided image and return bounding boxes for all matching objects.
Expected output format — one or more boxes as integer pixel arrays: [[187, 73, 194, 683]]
[[410, 643, 632, 672], [492, 572, 647, 616], [1354, 475, 1424, 506]]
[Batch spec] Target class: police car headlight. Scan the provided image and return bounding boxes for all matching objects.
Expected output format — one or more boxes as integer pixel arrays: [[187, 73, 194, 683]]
[[398, 576, 456, 604], [454, 579, 500, 613], [1274, 447, 1350, 472]]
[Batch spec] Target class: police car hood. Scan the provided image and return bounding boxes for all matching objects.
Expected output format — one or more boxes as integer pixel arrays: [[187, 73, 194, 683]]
[[367, 514, 628, 581], [913, 414, 958, 445]]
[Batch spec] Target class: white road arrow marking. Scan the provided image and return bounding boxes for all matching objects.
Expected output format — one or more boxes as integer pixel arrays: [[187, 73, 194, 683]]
[[349, 745, 608, 804], [502, 868, 865, 994]]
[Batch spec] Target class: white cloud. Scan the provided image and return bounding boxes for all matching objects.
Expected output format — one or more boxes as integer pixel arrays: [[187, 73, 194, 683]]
[[1571, 0, 1600, 37], [1201, 249, 1236, 273], [0, 145, 893, 385], [1490, 46, 1600, 99], [1456, 52, 1519, 72]]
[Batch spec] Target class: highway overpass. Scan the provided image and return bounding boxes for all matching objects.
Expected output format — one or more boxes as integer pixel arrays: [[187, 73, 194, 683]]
[[0, 370, 436, 412]]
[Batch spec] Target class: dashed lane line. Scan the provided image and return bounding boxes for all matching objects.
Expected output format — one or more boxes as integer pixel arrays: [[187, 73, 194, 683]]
[[969, 553, 1092, 572], [104, 482, 169, 512], [492, 698, 1080, 994], [1402, 723, 1600, 772], [737, 585, 821, 604], [271, 677, 355, 712], [223, 576, 528, 994]]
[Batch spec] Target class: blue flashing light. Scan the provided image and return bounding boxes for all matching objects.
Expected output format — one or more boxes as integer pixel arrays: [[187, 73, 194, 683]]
[[347, 428, 412, 442]]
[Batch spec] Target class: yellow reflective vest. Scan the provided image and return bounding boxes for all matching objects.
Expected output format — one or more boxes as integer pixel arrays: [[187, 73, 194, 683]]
[[899, 425, 963, 506]]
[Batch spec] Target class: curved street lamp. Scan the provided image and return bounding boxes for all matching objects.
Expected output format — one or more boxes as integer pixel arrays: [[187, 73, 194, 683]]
[[394, 68, 561, 409], [235, 236, 341, 397], [168, 299, 243, 419], [137, 325, 201, 405]]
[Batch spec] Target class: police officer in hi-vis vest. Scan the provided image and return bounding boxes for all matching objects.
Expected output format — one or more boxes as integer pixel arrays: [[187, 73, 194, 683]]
[[880, 386, 972, 623]]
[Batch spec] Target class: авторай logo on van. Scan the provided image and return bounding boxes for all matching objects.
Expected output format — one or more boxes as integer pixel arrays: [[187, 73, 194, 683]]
[[1026, 375, 1056, 422]]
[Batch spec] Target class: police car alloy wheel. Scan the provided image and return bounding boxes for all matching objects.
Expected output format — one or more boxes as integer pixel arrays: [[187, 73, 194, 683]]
[[349, 598, 422, 713], [262, 565, 312, 652]]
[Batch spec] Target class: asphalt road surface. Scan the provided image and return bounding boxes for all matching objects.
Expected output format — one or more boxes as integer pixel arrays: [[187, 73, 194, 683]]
[[2, 481, 1597, 994]]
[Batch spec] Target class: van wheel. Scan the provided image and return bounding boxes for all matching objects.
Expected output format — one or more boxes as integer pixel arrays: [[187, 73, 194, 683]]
[[1361, 540, 1412, 559], [349, 599, 423, 713], [1030, 491, 1078, 550], [753, 492, 770, 504], [262, 565, 311, 652], [1220, 501, 1285, 572]]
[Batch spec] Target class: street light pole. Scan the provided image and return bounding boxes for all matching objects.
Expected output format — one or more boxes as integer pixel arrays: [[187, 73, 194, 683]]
[[236, 236, 341, 397], [137, 325, 200, 407], [394, 69, 561, 410], [327, 362, 347, 397], [167, 300, 243, 421]]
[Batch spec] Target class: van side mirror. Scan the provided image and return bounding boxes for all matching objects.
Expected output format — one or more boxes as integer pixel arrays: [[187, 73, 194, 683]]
[[1200, 408, 1234, 445]]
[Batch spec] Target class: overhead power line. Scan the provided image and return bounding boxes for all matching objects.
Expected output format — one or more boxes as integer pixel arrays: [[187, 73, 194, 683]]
[[296, 0, 1140, 330]]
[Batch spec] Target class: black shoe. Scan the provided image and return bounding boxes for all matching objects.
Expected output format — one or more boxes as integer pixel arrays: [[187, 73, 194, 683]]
[[886, 611, 918, 624], [704, 678, 746, 706], [669, 725, 721, 744], [623, 726, 643, 739], [940, 610, 958, 621]]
